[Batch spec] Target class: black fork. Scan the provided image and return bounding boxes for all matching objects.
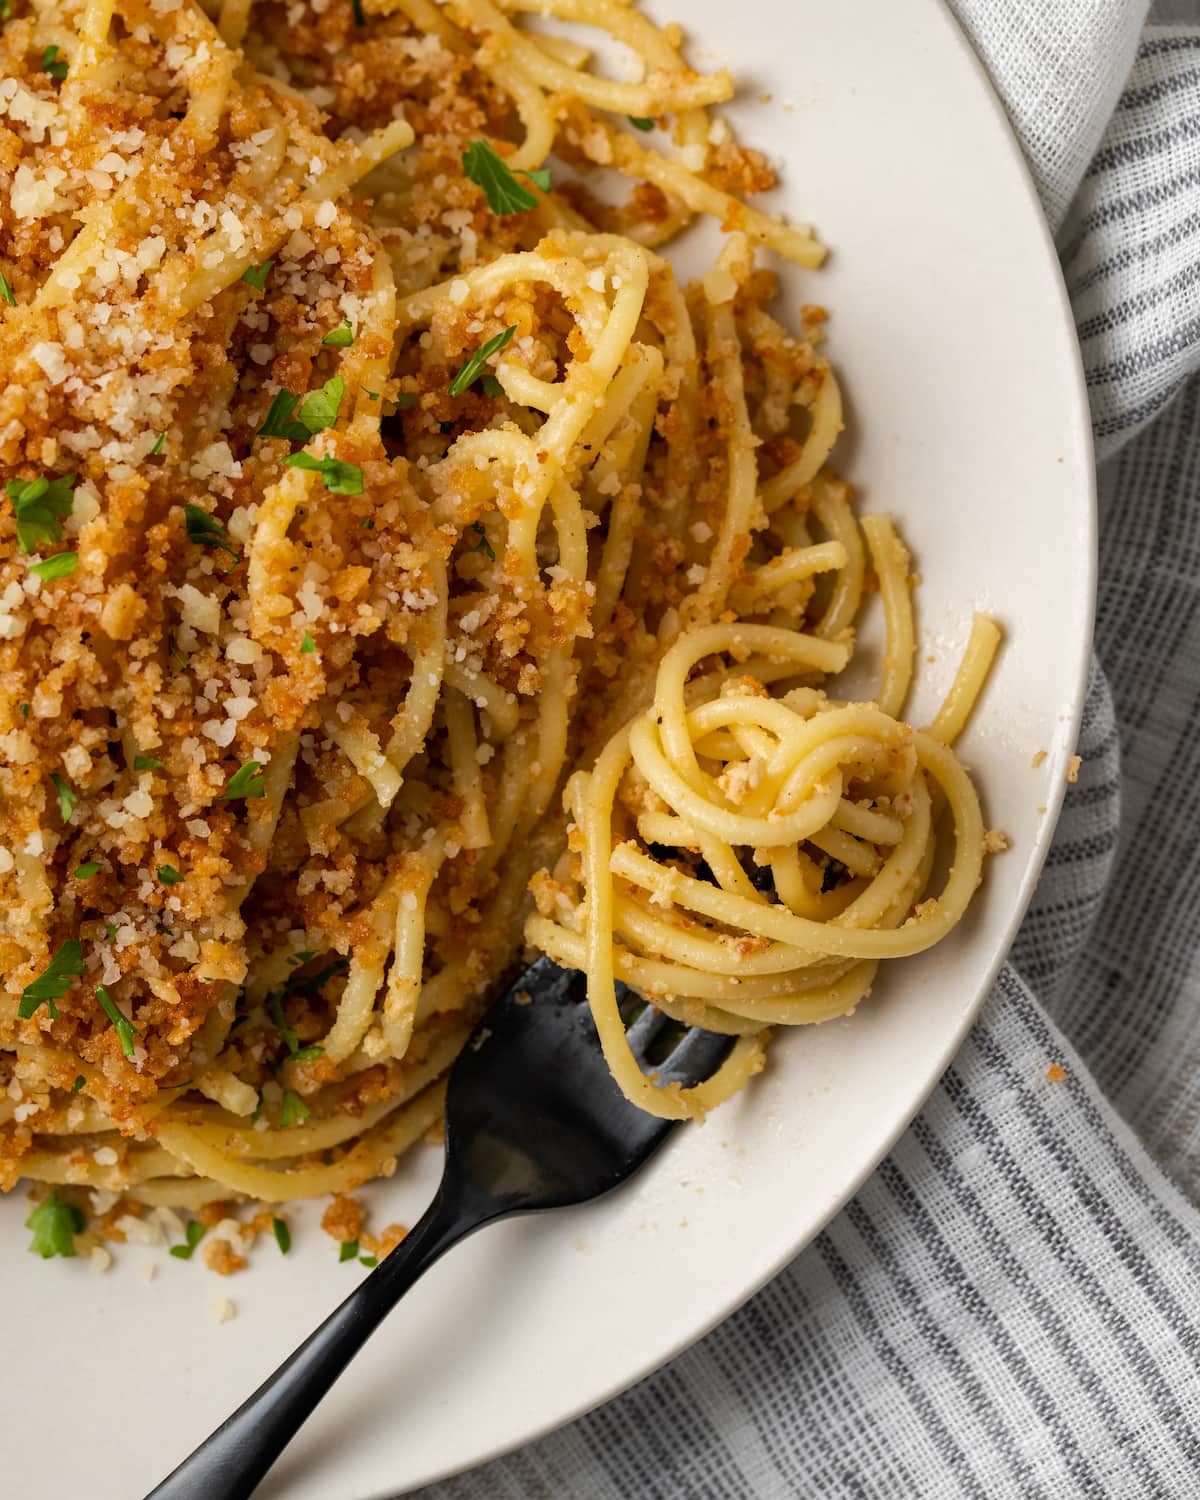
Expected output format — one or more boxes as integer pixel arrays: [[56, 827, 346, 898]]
[[147, 957, 731, 1500]]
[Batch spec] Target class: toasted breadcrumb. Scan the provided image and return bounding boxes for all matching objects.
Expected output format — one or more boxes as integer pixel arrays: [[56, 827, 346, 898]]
[[982, 829, 1010, 854], [1046, 1063, 1068, 1084], [321, 1193, 366, 1244], [1031, 749, 1048, 768], [1067, 755, 1082, 783]]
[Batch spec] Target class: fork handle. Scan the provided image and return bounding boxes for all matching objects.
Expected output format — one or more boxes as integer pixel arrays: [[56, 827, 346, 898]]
[[146, 1180, 486, 1500]]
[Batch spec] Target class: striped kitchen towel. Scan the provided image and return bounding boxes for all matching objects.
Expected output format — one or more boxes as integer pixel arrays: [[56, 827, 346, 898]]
[[417, 1, 1200, 1496]]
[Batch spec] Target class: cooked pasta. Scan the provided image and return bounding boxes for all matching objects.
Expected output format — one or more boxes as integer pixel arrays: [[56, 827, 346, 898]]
[[0, 0, 999, 1235]]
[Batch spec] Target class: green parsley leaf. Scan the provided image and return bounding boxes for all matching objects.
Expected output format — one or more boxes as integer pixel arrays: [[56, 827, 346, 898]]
[[167, 632, 187, 669], [280, 1088, 311, 1127], [71, 1075, 86, 1093], [30, 550, 77, 581], [220, 760, 266, 800], [150, 432, 166, 456], [18, 702, 29, 718], [339, 1239, 359, 1262], [461, 139, 550, 215], [256, 389, 308, 443], [104, 922, 116, 942], [272, 1217, 291, 1253], [468, 520, 495, 561], [242, 259, 273, 292], [6, 472, 76, 555], [359, 1254, 378, 1268], [288, 949, 317, 966], [628, 115, 655, 131], [133, 755, 164, 771], [96, 984, 138, 1059], [291, 1045, 324, 1062], [51, 773, 77, 821], [0, 1, 10, 22], [296, 375, 345, 435], [26, 1190, 84, 1258], [820, 858, 847, 893], [290, 956, 350, 996], [283, 451, 363, 495], [42, 44, 67, 80], [158, 864, 183, 885], [266, 989, 299, 1054], [73, 861, 102, 880], [480, 374, 504, 399], [449, 325, 516, 398], [183, 503, 241, 568], [322, 320, 355, 348], [18, 940, 83, 1021], [351, 0, 365, 24], [300, 631, 316, 654], [360, 518, 374, 530], [392, 391, 419, 410], [0, 270, 15, 306], [169, 1219, 206, 1260]]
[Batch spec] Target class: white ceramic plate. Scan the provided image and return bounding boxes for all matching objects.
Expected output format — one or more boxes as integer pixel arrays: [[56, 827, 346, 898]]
[[2, 3, 1095, 1496]]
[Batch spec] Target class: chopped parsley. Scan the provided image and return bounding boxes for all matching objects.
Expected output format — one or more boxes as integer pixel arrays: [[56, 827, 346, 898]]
[[96, 984, 138, 1059], [169, 1219, 207, 1260], [449, 325, 516, 397], [18, 702, 29, 718], [42, 44, 67, 80], [322, 320, 355, 348], [71, 1075, 86, 1093], [0, 270, 15, 306], [272, 1217, 291, 1254], [158, 864, 183, 885], [30, 550, 77, 581], [73, 861, 102, 880], [339, 1239, 359, 1262], [289, 956, 349, 996], [17, 940, 83, 1021], [359, 1254, 378, 1268], [241, 259, 273, 292], [133, 754, 164, 771], [267, 986, 325, 1063], [351, 0, 365, 24], [51, 773, 77, 820], [167, 632, 187, 669], [288, 949, 317, 966], [280, 1088, 311, 1127], [26, 1190, 84, 1258], [183, 503, 240, 567], [821, 858, 848, 893], [104, 922, 116, 941], [220, 760, 266, 800], [283, 451, 363, 495], [461, 139, 550, 215], [468, 521, 495, 561], [480, 374, 504, 399], [296, 375, 345, 435], [257, 376, 344, 443], [391, 391, 419, 410], [300, 631, 316, 654], [150, 432, 166, 456], [628, 115, 655, 131], [6, 472, 76, 554], [257, 390, 307, 442]]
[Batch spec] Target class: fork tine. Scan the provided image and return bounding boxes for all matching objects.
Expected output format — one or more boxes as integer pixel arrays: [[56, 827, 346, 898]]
[[625, 1002, 670, 1061], [654, 1024, 733, 1087]]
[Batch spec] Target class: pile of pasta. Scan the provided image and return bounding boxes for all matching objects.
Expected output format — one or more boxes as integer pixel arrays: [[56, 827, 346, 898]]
[[0, 0, 999, 1230]]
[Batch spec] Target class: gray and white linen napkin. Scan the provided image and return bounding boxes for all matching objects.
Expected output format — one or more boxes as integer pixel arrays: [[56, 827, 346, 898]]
[[420, 2, 1200, 1493]]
